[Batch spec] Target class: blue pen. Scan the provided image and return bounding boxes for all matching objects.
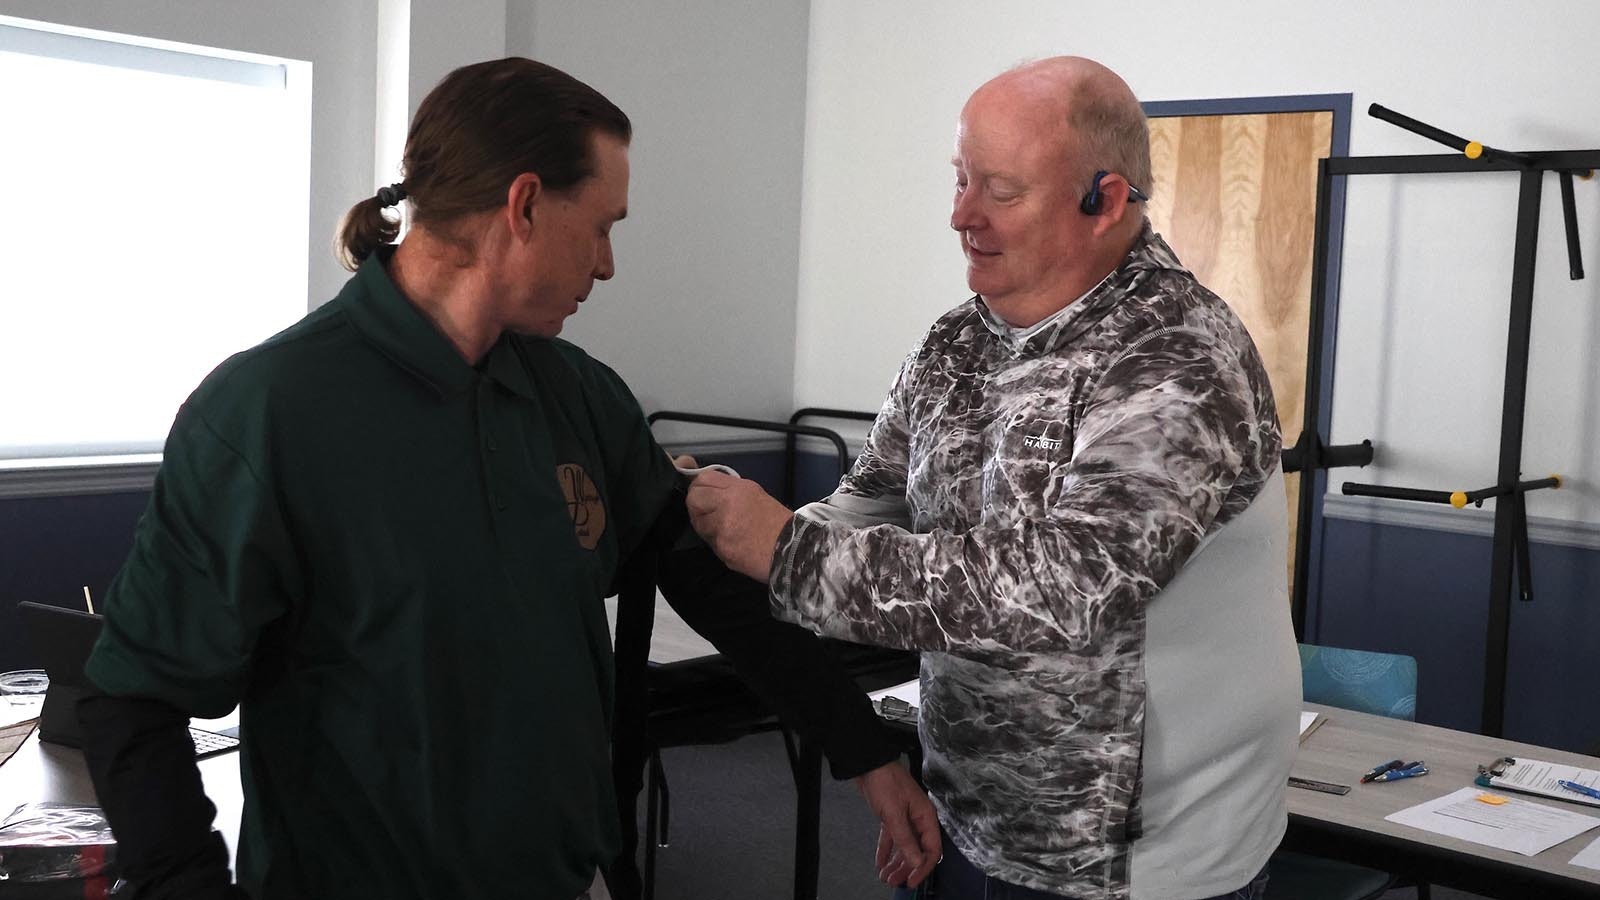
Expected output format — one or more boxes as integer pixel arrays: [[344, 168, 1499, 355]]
[[1360, 758, 1405, 783], [1558, 780, 1600, 801], [1372, 761, 1428, 782]]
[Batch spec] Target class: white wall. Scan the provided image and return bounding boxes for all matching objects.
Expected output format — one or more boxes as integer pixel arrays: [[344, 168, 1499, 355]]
[[0, 0, 379, 310], [507, 0, 812, 441], [795, 0, 1600, 525], [407, 0, 505, 117]]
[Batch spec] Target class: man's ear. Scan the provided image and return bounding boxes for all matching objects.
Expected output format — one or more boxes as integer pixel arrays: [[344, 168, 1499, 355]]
[[506, 172, 543, 240], [1090, 176, 1135, 237]]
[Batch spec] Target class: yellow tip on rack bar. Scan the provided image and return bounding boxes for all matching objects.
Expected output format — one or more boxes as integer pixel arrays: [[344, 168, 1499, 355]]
[[1465, 141, 1484, 160], [1450, 491, 1468, 508]]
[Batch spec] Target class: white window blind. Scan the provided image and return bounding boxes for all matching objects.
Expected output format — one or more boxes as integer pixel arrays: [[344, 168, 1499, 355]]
[[0, 16, 311, 463]]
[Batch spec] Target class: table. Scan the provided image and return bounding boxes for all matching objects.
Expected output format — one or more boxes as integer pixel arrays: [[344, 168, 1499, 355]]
[[1287, 701, 1600, 899]]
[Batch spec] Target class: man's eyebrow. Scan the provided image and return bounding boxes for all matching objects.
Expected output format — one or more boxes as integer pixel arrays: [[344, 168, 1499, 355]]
[[951, 161, 1020, 184]]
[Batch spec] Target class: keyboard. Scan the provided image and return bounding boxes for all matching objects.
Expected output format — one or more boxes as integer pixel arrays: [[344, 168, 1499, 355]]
[[190, 726, 241, 759]]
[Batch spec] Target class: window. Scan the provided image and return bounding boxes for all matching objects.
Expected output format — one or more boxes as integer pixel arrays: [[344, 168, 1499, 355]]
[[0, 16, 311, 465]]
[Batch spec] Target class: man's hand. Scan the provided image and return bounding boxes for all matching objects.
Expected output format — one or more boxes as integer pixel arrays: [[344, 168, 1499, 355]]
[[683, 470, 793, 581], [855, 760, 940, 888]]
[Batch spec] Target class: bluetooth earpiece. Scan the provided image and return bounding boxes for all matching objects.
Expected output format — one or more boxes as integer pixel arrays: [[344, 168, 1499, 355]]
[[1079, 170, 1109, 215], [1080, 170, 1150, 216]]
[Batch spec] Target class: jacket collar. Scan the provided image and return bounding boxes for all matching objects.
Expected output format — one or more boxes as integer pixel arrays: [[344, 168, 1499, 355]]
[[974, 220, 1189, 357]]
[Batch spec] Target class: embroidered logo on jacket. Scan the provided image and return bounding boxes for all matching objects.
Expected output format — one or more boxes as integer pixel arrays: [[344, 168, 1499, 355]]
[[557, 463, 606, 550], [1022, 434, 1063, 452]]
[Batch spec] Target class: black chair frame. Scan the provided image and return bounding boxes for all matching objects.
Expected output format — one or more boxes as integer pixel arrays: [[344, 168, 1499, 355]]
[[609, 409, 917, 900]]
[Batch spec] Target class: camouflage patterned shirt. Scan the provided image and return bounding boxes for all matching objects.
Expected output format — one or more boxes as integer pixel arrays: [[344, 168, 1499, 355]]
[[770, 224, 1301, 899]]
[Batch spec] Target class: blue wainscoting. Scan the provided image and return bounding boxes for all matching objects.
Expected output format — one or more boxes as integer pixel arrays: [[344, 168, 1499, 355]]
[[1315, 513, 1600, 754], [0, 491, 150, 670]]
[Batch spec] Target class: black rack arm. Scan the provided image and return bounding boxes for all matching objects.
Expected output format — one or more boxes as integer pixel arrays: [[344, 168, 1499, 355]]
[[1282, 433, 1375, 474], [1559, 171, 1585, 281], [1341, 474, 1561, 507], [1368, 103, 1532, 167]]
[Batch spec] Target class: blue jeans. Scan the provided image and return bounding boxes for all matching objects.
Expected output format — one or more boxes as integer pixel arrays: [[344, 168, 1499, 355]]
[[890, 832, 1269, 900]]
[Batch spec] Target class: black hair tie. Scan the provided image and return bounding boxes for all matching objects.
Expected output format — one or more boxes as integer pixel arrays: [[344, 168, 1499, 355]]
[[375, 183, 408, 207]]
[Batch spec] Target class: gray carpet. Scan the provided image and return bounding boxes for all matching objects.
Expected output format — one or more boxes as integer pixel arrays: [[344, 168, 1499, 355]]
[[633, 731, 1490, 900]]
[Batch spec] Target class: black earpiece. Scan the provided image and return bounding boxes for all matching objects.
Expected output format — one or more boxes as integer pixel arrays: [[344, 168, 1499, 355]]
[[1080, 170, 1109, 215], [1080, 170, 1151, 216]]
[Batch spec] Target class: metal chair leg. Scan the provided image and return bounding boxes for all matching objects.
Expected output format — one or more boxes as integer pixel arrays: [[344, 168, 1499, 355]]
[[644, 749, 660, 900], [789, 737, 823, 900], [651, 749, 671, 848]]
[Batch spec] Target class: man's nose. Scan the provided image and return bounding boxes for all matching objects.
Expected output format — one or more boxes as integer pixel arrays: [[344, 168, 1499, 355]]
[[950, 190, 983, 232], [594, 241, 615, 281]]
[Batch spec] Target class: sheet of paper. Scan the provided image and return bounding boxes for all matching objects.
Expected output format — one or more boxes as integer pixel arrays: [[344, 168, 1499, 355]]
[[1299, 711, 1317, 735], [1572, 833, 1600, 870], [868, 679, 920, 709], [1487, 757, 1600, 809], [1386, 787, 1600, 857]]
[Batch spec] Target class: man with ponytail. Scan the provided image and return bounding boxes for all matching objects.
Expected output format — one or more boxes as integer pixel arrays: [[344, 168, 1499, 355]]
[[77, 57, 935, 900]]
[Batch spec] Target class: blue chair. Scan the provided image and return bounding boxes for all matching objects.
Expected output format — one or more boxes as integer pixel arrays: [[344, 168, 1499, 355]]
[[1265, 644, 1428, 900], [1298, 644, 1417, 721]]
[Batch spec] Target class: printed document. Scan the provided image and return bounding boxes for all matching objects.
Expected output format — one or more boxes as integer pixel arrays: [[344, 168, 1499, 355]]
[[1386, 787, 1600, 856], [1480, 757, 1600, 809]]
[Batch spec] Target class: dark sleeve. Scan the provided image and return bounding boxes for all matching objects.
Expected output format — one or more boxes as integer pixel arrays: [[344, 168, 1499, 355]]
[[78, 694, 246, 899], [566, 348, 900, 778], [79, 406, 296, 898], [649, 490, 901, 780]]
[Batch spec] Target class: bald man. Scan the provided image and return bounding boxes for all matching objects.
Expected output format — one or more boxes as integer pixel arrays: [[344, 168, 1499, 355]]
[[687, 58, 1299, 900]]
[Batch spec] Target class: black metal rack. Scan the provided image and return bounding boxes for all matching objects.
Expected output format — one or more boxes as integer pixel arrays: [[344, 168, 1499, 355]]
[[1307, 104, 1595, 737]]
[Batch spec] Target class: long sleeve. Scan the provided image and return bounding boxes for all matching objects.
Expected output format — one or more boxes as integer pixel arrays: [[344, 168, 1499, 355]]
[[78, 695, 245, 900], [80, 405, 297, 897], [649, 491, 901, 780], [770, 325, 1268, 658]]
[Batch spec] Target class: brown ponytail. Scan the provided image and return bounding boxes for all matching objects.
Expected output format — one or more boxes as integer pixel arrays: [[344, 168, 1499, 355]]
[[332, 57, 630, 270], [335, 194, 403, 272]]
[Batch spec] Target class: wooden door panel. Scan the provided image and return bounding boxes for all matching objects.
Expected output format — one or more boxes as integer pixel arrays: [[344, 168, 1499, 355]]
[[1147, 110, 1332, 588]]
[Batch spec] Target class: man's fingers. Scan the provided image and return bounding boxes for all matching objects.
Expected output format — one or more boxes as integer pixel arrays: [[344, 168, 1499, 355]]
[[913, 799, 941, 861], [881, 806, 923, 873], [878, 849, 913, 887], [905, 793, 941, 887], [671, 454, 699, 469], [875, 825, 892, 871], [684, 479, 719, 517], [905, 844, 937, 888], [692, 469, 737, 488]]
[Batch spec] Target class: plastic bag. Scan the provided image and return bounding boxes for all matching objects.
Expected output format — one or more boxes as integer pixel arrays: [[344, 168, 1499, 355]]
[[0, 802, 118, 889]]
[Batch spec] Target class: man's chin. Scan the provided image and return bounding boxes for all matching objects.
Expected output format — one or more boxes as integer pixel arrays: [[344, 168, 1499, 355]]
[[509, 320, 565, 339]]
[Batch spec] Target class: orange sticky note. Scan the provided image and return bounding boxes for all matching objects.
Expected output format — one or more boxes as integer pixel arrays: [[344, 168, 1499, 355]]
[[1476, 793, 1509, 805]]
